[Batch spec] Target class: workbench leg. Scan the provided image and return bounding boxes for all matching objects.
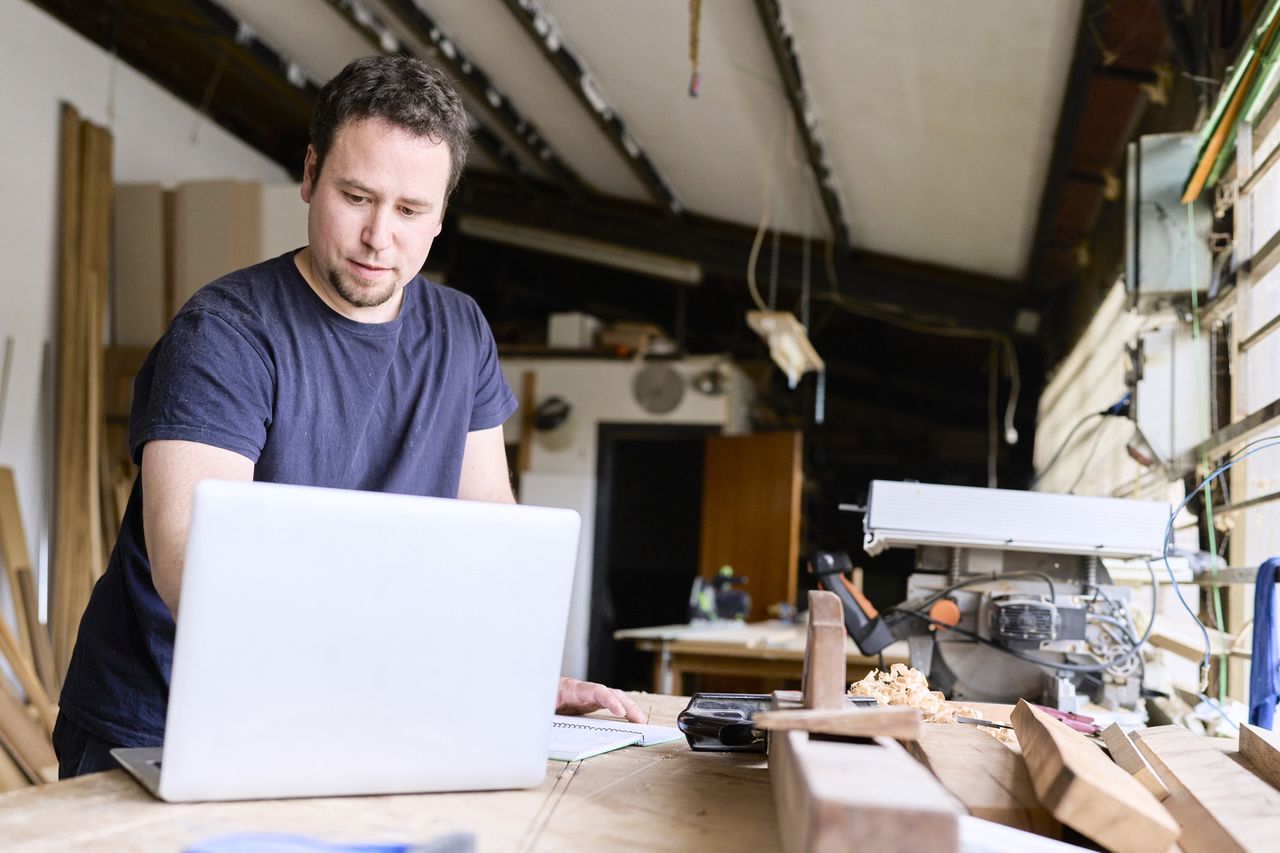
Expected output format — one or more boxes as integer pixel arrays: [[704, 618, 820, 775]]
[[654, 641, 674, 695]]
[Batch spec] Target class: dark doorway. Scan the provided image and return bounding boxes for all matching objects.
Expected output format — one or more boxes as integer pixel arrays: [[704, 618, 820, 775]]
[[588, 423, 719, 690]]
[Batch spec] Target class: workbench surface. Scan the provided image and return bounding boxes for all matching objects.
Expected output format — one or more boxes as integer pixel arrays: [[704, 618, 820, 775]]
[[0, 694, 777, 853]]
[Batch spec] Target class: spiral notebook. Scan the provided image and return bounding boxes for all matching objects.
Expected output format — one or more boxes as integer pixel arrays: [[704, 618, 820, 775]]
[[548, 715, 684, 761]]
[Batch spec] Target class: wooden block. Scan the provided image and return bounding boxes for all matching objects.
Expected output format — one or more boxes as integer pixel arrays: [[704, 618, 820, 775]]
[[1240, 724, 1280, 790], [111, 184, 168, 346], [771, 728, 961, 853], [908, 723, 1060, 837], [1101, 723, 1169, 801], [755, 705, 921, 740], [802, 590, 845, 711], [173, 180, 262, 312], [1012, 701, 1178, 853], [1132, 724, 1280, 852], [0, 682, 56, 785]]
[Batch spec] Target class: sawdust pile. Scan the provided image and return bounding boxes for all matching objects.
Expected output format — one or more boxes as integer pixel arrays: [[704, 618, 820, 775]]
[[849, 663, 1017, 746]]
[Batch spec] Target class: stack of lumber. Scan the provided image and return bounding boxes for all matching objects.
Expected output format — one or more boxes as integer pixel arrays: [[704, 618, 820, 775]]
[[50, 103, 113, 684], [1130, 722, 1280, 851], [769, 592, 964, 853], [768, 595, 1280, 852], [0, 467, 59, 789]]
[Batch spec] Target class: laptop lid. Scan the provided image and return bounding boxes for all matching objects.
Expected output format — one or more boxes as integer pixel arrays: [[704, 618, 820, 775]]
[[157, 479, 580, 802]]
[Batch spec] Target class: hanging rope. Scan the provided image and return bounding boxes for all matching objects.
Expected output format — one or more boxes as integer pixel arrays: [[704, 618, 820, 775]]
[[688, 0, 702, 97]]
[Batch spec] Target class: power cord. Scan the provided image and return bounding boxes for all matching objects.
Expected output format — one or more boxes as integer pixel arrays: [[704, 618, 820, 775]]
[[1030, 393, 1132, 488]]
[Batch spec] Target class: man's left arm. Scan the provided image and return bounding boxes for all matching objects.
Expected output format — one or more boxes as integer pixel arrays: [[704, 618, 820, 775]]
[[456, 424, 646, 723], [457, 425, 515, 503]]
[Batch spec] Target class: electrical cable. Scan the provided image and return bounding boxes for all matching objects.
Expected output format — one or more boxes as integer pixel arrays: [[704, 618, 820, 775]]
[[1187, 201, 1230, 703], [909, 571, 1058, 611], [885, 607, 1124, 673], [1066, 415, 1114, 494], [1029, 411, 1106, 488], [1160, 439, 1280, 691], [808, 290, 1022, 446], [746, 112, 785, 313], [887, 559, 1159, 676]]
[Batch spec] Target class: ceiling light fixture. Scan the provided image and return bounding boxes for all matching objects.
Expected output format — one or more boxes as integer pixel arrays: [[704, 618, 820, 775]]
[[456, 215, 703, 285], [746, 310, 824, 389]]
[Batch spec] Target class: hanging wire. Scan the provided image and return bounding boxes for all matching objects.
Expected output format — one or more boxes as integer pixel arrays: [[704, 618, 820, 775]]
[[1186, 201, 1230, 702], [988, 342, 999, 487], [688, 0, 702, 97], [746, 111, 786, 312], [768, 229, 781, 309], [191, 49, 229, 144]]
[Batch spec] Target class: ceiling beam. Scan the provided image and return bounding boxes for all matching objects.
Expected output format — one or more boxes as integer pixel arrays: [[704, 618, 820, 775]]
[[30, 0, 317, 169], [751, 0, 851, 249], [452, 173, 1030, 338], [316, 0, 543, 190], [497, 0, 684, 216], [369, 0, 589, 199], [1023, 0, 1102, 294]]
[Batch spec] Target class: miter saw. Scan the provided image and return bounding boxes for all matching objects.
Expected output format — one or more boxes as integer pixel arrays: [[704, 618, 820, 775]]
[[815, 481, 1171, 713]]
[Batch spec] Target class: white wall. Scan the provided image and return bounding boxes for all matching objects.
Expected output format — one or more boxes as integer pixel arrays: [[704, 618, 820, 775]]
[[500, 356, 751, 678], [0, 0, 291, 622]]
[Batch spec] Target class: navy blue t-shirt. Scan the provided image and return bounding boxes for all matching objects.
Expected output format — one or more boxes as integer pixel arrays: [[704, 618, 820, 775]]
[[59, 250, 517, 746]]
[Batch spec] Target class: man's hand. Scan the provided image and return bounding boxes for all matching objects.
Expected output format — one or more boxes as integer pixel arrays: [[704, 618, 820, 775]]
[[556, 676, 646, 723]]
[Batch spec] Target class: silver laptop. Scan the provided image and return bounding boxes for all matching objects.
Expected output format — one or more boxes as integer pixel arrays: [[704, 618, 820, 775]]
[[112, 479, 580, 802]]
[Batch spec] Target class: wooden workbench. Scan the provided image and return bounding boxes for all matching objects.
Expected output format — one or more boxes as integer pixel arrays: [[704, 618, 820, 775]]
[[614, 621, 910, 694], [0, 694, 777, 853]]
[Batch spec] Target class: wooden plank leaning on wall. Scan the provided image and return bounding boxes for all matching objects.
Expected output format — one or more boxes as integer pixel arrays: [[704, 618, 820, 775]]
[[0, 467, 59, 787], [51, 103, 113, 686]]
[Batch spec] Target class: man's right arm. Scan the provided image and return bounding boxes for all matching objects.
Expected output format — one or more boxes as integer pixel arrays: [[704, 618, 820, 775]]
[[142, 440, 253, 618]]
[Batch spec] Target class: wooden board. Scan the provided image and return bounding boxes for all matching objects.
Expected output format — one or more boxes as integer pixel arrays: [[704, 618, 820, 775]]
[[0, 693, 781, 852], [771, 729, 960, 853], [0, 468, 35, 663], [111, 184, 168, 346], [172, 180, 262, 311], [0, 682, 56, 785], [1100, 723, 1169, 800], [908, 722, 1059, 836], [0, 617, 57, 735], [699, 431, 802, 621], [1239, 724, 1280, 790], [1011, 701, 1178, 853], [0, 467, 57, 698], [1132, 724, 1280, 852], [755, 706, 920, 740], [801, 590, 844, 711], [0, 739, 28, 792]]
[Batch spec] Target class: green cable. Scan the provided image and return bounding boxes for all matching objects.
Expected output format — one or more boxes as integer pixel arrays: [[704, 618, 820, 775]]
[[1186, 202, 1230, 703]]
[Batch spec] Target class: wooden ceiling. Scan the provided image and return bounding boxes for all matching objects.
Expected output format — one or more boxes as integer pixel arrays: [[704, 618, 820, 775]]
[[27, 0, 1239, 491]]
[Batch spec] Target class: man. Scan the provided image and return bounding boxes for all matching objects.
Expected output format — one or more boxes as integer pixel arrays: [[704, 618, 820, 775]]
[[54, 55, 642, 778]]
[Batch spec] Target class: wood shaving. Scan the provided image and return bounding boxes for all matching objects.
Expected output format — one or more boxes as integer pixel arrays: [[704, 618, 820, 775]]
[[849, 664, 1018, 745]]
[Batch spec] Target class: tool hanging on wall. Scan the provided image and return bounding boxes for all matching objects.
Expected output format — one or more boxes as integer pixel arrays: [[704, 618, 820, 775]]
[[688, 0, 702, 96]]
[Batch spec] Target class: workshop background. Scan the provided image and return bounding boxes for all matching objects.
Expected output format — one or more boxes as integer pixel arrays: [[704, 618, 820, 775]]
[[0, 0, 1275, 733]]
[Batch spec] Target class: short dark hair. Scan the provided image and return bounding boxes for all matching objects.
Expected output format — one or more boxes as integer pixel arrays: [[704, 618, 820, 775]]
[[310, 55, 471, 199]]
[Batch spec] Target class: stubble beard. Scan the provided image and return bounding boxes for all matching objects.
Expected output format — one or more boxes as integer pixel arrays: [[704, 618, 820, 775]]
[[327, 265, 397, 309]]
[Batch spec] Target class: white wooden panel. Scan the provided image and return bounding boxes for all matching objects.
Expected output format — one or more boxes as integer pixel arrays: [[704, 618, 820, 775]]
[[1245, 257, 1280, 338], [1243, 503, 1280, 569], [1251, 154, 1280, 257], [1244, 326, 1280, 415]]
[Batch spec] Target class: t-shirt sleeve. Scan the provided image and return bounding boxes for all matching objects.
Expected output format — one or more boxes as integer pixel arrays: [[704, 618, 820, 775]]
[[130, 309, 274, 463], [467, 303, 517, 432]]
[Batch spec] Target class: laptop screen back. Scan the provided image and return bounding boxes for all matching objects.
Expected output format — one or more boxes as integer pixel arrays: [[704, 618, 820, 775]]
[[159, 480, 580, 802]]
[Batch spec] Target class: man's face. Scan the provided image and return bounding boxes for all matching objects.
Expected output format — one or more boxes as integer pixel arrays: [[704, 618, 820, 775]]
[[299, 117, 451, 322]]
